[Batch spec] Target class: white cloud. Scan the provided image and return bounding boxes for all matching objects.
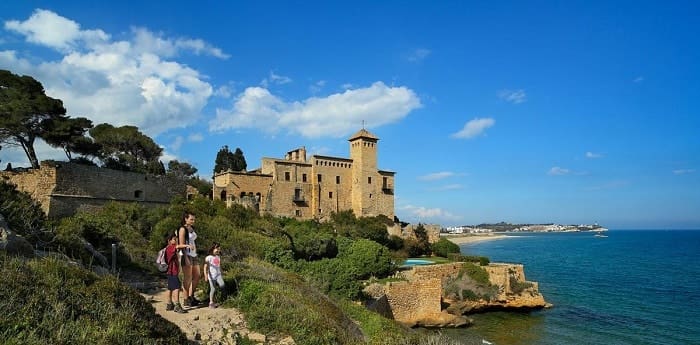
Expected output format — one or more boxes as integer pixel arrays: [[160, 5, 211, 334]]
[[633, 76, 644, 83], [170, 136, 185, 151], [130, 27, 229, 59], [419, 171, 457, 181], [210, 81, 421, 138], [0, 139, 68, 168], [2, 9, 226, 136], [160, 150, 179, 165], [407, 48, 431, 62], [187, 133, 204, 142], [261, 71, 292, 88], [4, 9, 109, 52], [428, 184, 464, 191], [498, 89, 527, 104], [451, 118, 495, 139], [673, 169, 695, 175], [309, 80, 326, 94], [548, 167, 570, 176], [341, 83, 354, 90], [399, 204, 461, 223], [585, 151, 603, 159]]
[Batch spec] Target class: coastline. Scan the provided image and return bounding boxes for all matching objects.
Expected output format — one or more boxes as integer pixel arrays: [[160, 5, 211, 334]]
[[442, 233, 510, 245]]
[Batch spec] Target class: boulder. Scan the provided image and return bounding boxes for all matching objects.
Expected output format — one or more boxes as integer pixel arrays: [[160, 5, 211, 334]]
[[0, 214, 35, 258]]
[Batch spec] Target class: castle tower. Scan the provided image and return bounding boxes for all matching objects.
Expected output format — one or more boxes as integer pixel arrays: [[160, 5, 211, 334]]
[[349, 128, 379, 217]]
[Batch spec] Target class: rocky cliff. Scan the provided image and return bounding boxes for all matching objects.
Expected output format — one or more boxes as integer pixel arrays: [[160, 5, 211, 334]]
[[365, 262, 550, 328]]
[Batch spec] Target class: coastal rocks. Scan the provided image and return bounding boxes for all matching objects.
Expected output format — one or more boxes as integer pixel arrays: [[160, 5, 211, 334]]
[[0, 214, 35, 258], [365, 262, 549, 328]]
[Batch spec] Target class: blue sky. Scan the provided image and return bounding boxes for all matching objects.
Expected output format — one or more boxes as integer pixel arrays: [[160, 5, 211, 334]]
[[1, 1, 698, 229]]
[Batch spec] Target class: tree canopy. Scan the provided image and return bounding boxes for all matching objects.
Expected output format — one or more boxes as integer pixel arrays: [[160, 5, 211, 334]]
[[89, 123, 164, 174], [0, 69, 68, 168], [214, 145, 247, 173]]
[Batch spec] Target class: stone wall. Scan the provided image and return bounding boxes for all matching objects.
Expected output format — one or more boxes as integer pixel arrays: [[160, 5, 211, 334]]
[[389, 223, 442, 243], [1, 162, 186, 218], [384, 278, 443, 324], [379, 262, 547, 326]]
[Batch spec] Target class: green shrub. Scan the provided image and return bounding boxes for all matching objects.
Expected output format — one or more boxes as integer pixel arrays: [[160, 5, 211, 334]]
[[460, 263, 490, 286], [233, 259, 364, 345], [338, 239, 394, 280], [509, 277, 534, 294], [0, 254, 185, 344], [448, 253, 490, 266], [431, 238, 460, 258]]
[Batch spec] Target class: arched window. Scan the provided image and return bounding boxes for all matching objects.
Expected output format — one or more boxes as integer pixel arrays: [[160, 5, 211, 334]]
[[220, 191, 227, 201]]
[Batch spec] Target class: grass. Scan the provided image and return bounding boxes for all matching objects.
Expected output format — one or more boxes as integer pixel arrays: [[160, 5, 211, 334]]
[[0, 254, 185, 345]]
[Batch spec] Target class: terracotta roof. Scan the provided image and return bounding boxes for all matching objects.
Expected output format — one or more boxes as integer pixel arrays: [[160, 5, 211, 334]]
[[348, 128, 379, 141]]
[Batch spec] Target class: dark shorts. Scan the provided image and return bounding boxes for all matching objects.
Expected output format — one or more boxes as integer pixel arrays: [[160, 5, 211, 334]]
[[181, 255, 198, 267], [167, 275, 181, 291]]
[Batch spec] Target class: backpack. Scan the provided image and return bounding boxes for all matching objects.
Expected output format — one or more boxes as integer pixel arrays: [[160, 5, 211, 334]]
[[156, 247, 168, 272]]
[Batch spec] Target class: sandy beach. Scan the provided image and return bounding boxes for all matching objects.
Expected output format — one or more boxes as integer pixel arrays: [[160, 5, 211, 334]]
[[442, 233, 511, 245]]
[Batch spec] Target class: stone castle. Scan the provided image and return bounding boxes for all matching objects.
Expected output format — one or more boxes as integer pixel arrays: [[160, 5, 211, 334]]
[[0, 161, 187, 218], [213, 128, 395, 220]]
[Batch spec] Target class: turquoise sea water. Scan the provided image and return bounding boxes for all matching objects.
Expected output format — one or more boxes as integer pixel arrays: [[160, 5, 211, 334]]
[[441, 230, 700, 345]]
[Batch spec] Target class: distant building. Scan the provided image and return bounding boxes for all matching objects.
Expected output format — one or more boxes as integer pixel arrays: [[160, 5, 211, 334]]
[[213, 128, 395, 220]]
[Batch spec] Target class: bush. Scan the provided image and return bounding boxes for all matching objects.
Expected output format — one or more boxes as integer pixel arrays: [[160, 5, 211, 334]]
[[447, 253, 490, 266], [460, 263, 491, 286], [233, 259, 364, 345], [509, 277, 534, 294], [431, 238, 460, 258], [0, 255, 185, 344]]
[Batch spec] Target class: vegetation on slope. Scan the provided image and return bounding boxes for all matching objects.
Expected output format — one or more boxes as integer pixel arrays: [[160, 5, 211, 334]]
[[0, 180, 481, 345]]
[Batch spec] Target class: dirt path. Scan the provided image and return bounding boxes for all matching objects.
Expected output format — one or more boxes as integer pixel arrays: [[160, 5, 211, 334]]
[[143, 288, 294, 345]]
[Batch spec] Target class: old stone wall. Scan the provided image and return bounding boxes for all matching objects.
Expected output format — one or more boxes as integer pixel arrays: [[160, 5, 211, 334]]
[[395, 223, 442, 243], [1, 165, 57, 215], [386, 262, 546, 324], [2, 162, 186, 218], [384, 278, 443, 324]]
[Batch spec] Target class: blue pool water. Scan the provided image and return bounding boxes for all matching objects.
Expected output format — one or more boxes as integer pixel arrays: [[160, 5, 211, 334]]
[[441, 230, 700, 345], [402, 258, 434, 267]]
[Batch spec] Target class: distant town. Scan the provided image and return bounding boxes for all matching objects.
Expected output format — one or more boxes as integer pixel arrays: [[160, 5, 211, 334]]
[[443, 222, 608, 234]]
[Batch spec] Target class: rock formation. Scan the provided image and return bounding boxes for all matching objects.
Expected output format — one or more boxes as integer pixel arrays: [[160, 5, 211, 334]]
[[364, 262, 549, 328], [0, 214, 35, 258]]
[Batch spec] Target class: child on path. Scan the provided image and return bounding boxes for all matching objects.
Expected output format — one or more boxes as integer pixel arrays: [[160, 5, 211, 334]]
[[165, 234, 191, 313], [203, 243, 225, 308]]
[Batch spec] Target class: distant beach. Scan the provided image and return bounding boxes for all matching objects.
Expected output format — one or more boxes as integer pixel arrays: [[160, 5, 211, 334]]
[[443, 233, 510, 245]]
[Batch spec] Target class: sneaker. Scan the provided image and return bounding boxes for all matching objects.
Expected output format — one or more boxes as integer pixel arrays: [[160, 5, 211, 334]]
[[191, 296, 203, 306], [165, 302, 174, 311], [209, 302, 218, 309], [173, 303, 187, 314], [183, 297, 192, 307]]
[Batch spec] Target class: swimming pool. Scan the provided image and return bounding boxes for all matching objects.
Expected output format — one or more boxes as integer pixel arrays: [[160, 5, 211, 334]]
[[401, 258, 434, 267]]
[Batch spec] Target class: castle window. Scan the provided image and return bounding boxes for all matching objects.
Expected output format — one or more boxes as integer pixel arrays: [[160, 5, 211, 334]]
[[317, 174, 322, 182], [285, 171, 290, 181], [368, 177, 372, 184], [220, 191, 227, 201], [134, 190, 143, 199], [295, 210, 301, 217], [329, 192, 333, 198], [302, 173, 307, 182], [369, 193, 373, 198], [336, 176, 340, 184]]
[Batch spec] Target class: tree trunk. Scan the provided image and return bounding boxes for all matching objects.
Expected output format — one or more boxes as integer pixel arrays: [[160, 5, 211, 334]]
[[19, 136, 40, 169]]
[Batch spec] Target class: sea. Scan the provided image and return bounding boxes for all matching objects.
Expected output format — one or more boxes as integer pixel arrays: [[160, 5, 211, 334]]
[[440, 230, 700, 345]]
